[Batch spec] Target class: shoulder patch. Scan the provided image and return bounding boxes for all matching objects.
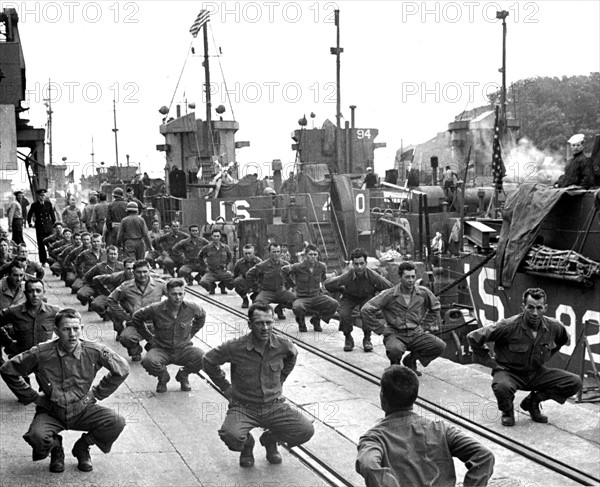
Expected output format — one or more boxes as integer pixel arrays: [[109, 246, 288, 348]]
[[102, 348, 112, 360]]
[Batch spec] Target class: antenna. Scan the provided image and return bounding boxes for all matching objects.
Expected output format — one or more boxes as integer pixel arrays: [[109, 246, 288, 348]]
[[91, 136, 95, 173], [112, 99, 120, 171], [43, 79, 53, 166]]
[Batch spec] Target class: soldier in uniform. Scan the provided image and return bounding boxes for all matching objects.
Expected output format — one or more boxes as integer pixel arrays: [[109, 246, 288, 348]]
[[154, 220, 189, 276], [173, 224, 208, 285], [90, 192, 109, 235], [90, 258, 133, 321], [203, 302, 314, 468], [325, 248, 392, 352], [27, 189, 56, 265], [116, 202, 152, 260], [282, 244, 338, 332], [7, 190, 26, 245], [132, 279, 206, 393], [468, 287, 582, 427], [72, 233, 105, 294], [233, 244, 262, 308], [198, 228, 234, 294], [0, 278, 60, 386], [105, 188, 128, 247], [77, 245, 122, 307], [0, 308, 129, 473], [246, 242, 295, 321], [107, 260, 167, 360], [13, 244, 45, 280], [361, 261, 445, 376]]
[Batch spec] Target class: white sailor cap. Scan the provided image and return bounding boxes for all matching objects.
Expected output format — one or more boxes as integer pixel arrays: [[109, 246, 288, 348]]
[[568, 134, 585, 144]]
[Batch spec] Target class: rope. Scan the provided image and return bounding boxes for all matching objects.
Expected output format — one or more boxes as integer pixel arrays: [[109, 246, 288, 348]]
[[166, 40, 193, 119], [435, 250, 497, 297], [209, 24, 235, 121]]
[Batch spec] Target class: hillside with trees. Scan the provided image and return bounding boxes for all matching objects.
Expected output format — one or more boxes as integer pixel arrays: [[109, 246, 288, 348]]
[[488, 73, 599, 151]]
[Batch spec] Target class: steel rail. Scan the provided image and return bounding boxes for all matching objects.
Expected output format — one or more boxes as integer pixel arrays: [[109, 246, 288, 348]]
[[24, 231, 353, 487], [188, 288, 600, 486]]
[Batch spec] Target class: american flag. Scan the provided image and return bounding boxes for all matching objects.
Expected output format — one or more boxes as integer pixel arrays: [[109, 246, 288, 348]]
[[189, 10, 210, 38], [492, 105, 506, 191]]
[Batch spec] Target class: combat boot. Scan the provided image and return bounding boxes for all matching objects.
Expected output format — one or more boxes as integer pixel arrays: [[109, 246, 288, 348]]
[[274, 304, 286, 320], [49, 435, 65, 473], [295, 314, 307, 332], [175, 368, 192, 391], [310, 316, 323, 332], [501, 409, 515, 426], [72, 434, 93, 472], [241, 296, 249, 309], [208, 283, 216, 295], [239, 433, 255, 468], [402, 353, 422, 376], [260, 431, 282, 464], [343, 334, 354, 352], [362, 336, 373, 353], [520, 394, 548, 423], [156, 369, 171, 393], [220, 285, 228, 295]]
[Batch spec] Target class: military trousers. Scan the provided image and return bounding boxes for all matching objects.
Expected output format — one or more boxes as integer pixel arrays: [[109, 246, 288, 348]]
[[200, 269, 234, 291], [123, 239, 145, 260], [492, 366, 582, 412], [255, 289, 296, 309], [383, 327, 446, 367], [141, 344, 204, 377], [24, 400, 126, 459], [292, 295, 338, 323], [219, 398, 314, 452]]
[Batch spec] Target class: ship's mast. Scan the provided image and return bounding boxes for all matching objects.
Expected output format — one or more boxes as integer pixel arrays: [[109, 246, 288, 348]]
[[112, 99, 120, 172], [44, 79, 53, 166], [331, 9, 343, 173], [203, 21, 213, 158], [497, 10, 508, 134], [90, 136, 95, 174]]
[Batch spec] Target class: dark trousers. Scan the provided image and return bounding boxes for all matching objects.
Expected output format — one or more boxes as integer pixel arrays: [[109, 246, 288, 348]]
[[233, 276, 257, 297], [255, 289, 296, 309], [123, 239, 145, 260], [383, 328, 446, 367], [23, 401, 126, 459], [141, 344, 205, 377], [218, 399, 314, 452], [11, 219, 24, 245], [292, 295, 338, 322], [338, 296, 370, 335], [35, 226, 52, 265], [492, 366, 582, 412]]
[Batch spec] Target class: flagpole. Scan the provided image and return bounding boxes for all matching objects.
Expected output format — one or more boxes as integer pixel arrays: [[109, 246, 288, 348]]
[[203, 21, 213, 158]]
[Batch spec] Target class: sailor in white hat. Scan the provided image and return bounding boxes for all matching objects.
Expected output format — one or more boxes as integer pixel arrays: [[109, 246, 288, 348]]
[[556, 133, 593, 189]]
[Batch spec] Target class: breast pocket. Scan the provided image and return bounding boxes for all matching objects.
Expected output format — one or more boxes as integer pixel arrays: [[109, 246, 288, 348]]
[[267, 361, 283, 389], [508, 343, 530, 366]]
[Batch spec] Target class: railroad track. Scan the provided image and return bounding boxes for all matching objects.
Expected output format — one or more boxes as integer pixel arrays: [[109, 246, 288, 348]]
[[186, 287, 600, 487], [24, 231, 598, 486]]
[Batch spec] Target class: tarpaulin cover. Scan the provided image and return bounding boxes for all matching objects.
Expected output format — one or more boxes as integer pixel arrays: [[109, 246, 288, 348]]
[[496, 183, 586, 287], [218, 178, 266, 198], [296, 171, 331, 194]]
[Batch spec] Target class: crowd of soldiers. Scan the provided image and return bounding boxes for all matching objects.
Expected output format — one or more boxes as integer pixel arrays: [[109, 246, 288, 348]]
[[0, 184, 582, 486]]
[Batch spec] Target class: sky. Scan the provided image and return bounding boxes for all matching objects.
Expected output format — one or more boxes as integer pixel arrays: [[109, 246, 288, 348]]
[[6, 0, 600, 185]]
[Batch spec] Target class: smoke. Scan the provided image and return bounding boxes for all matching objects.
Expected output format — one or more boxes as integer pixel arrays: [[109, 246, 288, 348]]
[[503, 138, 566, 185]]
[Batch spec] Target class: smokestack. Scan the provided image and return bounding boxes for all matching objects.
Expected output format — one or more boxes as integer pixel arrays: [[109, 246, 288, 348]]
[[350, 105, 356, 129]]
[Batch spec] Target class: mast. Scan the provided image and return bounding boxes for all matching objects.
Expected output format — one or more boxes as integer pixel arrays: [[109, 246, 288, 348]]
[[497, 10, 509, 134], [90, 136, 95, 174], [331, 9, 343, 173], [44, 79, 53, 166], [112, 99, 120, 172], [203, 21, 213, 158]]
